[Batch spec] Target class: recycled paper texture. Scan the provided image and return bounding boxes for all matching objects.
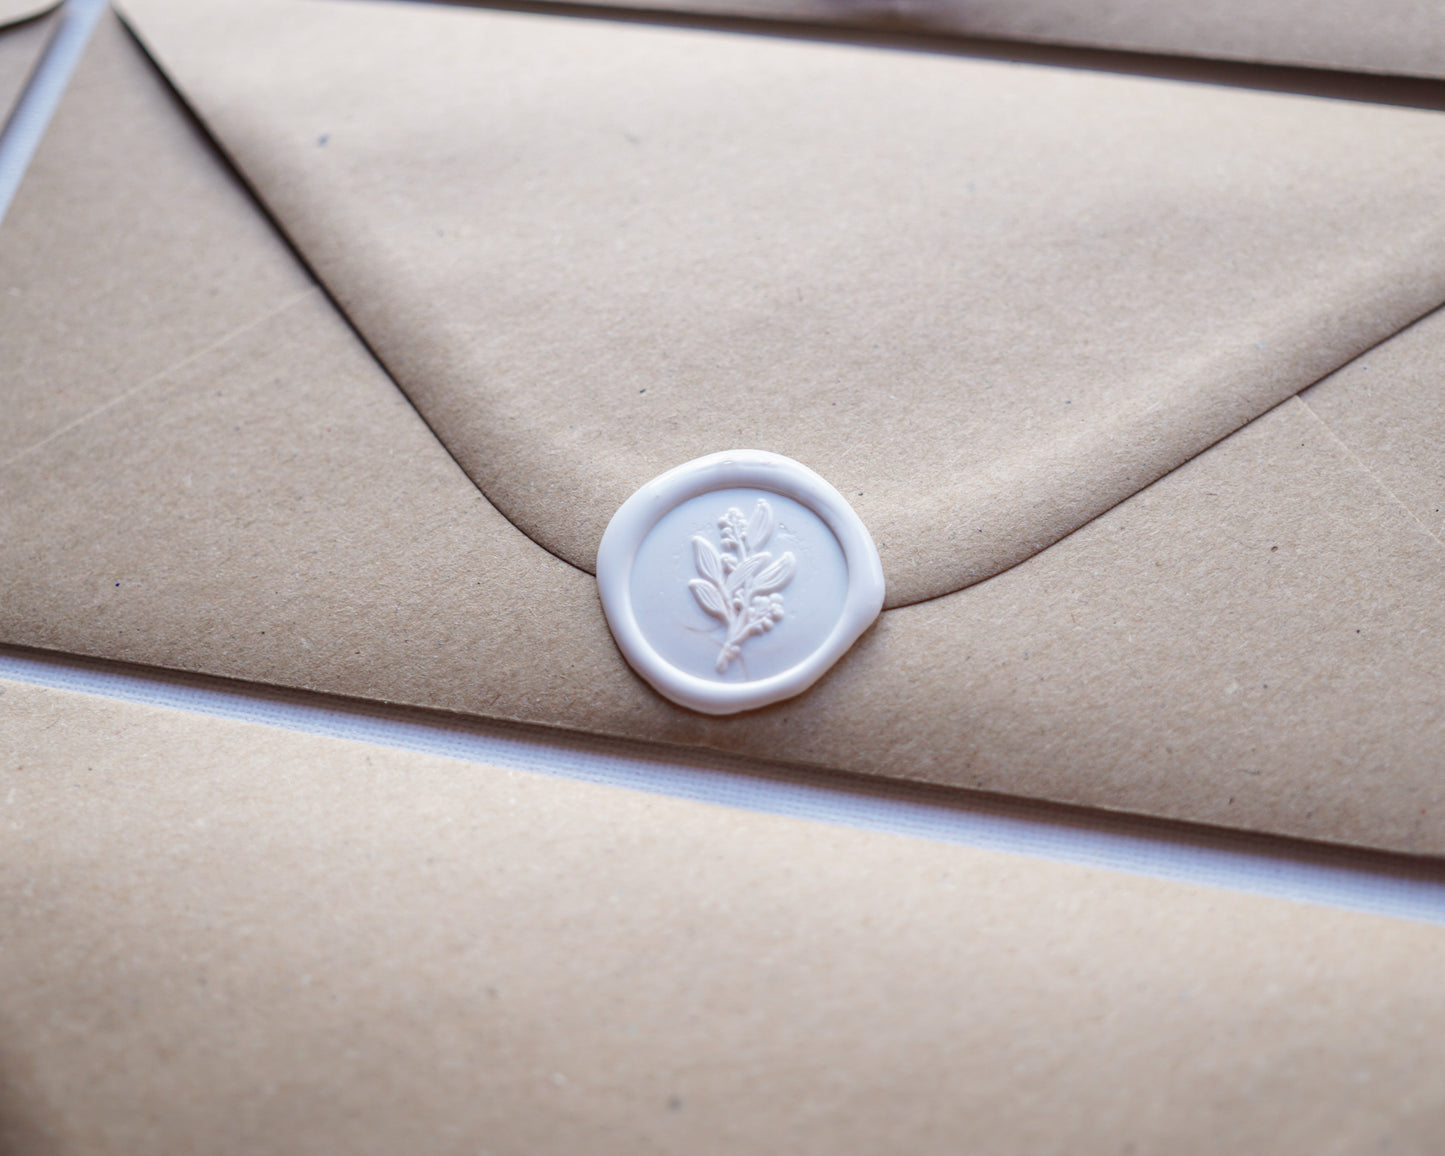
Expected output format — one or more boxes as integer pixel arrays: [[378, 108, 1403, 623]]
[[3, 679, 1445, 1154], [1, 12, 1443, 855]]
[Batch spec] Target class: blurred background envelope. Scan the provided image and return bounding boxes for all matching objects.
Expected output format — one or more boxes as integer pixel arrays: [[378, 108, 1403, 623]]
[[2, 2, 1444, 853], [4, 677, 1445, 1153], [533, 0, 1445, 81]]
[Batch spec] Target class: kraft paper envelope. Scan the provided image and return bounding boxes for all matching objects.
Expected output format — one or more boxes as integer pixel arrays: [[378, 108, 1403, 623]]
[[0, 3, 58, 125], [4, 677, 1445, 1153], [2, 6, 1445, 853], [537, 0, 1445, 82]]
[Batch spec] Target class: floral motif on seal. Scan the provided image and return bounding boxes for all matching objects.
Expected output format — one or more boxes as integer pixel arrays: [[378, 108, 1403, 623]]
[[688, 499, 797, 674]]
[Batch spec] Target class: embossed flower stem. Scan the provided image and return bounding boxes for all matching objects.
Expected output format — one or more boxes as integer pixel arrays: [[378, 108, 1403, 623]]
[[689, 499, 797, 674]]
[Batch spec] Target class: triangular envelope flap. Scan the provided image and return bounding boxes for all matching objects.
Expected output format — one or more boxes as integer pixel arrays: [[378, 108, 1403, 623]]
[[120, 0, 1445, 607]]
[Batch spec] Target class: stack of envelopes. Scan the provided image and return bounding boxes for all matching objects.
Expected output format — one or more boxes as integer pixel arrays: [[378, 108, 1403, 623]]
[[3, 2, 1445, 1147]]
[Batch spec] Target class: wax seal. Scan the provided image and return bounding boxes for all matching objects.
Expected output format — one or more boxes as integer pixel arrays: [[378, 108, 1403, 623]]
[[597, 450, 885, 715]]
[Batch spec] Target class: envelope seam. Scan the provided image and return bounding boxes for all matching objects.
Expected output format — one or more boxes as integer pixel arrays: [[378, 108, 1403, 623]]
[[1292, 394, 1445, 554], [0, 285, 321, 474]]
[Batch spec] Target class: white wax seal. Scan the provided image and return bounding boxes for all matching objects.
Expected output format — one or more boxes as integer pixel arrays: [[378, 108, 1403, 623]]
[[597, 450, 885, 715]]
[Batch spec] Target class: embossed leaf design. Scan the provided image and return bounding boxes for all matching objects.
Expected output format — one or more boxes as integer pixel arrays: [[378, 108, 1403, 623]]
[[752, 552, 796, 596], [689, 578, 728, 620], [686, 498, 799, 674], [746, 500, 773, 550], [692, 535, 724, 586], [725, 552, 770, 595]]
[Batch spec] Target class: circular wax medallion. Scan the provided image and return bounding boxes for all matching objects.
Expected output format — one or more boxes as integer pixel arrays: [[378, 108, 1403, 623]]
[[597, 450, 885, 715]]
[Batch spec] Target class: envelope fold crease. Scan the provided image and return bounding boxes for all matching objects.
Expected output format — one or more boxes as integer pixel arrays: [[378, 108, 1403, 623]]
[[1299, 303, 1445, 549], [0, 10, 316, 465], [1, 286, 323, 472], [1296, 394, 1445, 554]]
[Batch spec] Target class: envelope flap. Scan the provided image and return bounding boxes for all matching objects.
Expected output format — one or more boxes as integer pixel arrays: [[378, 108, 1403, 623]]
[[119, 0, 1445, 606]]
